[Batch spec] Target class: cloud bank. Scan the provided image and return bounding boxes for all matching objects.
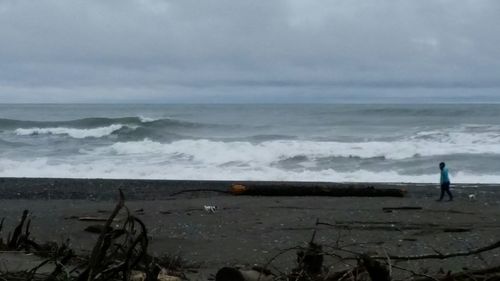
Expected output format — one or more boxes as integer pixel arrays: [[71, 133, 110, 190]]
[[1, 0, 499, 102]]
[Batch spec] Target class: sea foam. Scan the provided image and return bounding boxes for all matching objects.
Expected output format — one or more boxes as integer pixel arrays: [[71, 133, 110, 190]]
[[1, 157, 499, 183], [15, 124, 124, 139], [92, 137, 500, 163]]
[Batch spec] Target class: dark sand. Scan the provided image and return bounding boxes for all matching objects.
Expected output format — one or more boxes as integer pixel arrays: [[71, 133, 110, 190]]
[[1, 178, 500, 280]]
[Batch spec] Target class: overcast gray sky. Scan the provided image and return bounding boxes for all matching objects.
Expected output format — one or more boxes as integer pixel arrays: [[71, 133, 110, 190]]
[[1, 0, 499, 103]]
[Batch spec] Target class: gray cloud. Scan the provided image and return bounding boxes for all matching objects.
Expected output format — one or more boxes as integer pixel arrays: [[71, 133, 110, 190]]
[[0, 0, 499, 102]]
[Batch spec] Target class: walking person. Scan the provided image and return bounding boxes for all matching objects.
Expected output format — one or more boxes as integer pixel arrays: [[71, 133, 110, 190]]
[[437, 162, 453, 201]]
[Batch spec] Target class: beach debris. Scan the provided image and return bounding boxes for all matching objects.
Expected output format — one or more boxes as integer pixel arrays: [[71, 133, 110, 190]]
[[239, 268, 273, 281], [291, 241, 324, 280], [157, 268, 183, 281], [402, 238, 417, 242], [78, 190, 151, 281], [83, 224, 127, 237], [169, 182, 407, 197], [3, 191, 500, 281], [169, 188, 230, 197], [229, 183, 407, 197], [130, 270, 146, 281], [369, 239, 500, 261], [77, 216, 110, 222], [0, 210, 65, 258], [360, 255, 391, 281], [289, 219, 325, 280], [0, 210, 36, 251], [251, 219, 500, 281], [230, 184, 247, 195], [215, 267, 273, 281], [84, 224, 113, 234], [129, 269, 185, 281], [74, 191, 197, 281], [468, 193, 476, 200], [203, 205, 218, 213], [442, 227, 471, 233], [215, 267, 244, 281], [7, 210, 30, 249], [382, 206, 422, 213], [64, 215, 79, 220]]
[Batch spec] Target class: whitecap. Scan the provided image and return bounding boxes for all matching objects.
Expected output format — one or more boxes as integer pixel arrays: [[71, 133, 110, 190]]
[[89, 138, 500, 164], [1, 157, 500, 183], [15, 124, 124, 139], [138, 116, 161, 123]]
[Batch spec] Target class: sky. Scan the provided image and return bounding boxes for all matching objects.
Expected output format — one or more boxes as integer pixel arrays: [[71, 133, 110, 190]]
[[0, 0, 499, 103]]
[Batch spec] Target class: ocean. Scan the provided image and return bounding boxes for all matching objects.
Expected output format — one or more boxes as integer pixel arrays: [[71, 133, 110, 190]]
[[1, 104, 499, 183]]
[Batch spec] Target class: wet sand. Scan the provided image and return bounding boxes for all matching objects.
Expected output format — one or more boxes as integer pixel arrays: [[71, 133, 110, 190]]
[[1, 178, 499, 279]]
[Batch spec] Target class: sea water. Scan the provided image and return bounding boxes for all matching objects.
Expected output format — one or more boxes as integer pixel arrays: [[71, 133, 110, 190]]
[[1, 104, 499, 183]]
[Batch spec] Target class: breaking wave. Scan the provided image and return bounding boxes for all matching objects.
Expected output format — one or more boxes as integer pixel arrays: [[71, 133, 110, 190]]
[[0, 116, 208, 130], [89, 136, 500, 163], [15, 124, 125, 139], [1, 157, 500, 183], [2, 104, 500, 183], [138, 115, 162, 123], [1, 116, 215, 140]]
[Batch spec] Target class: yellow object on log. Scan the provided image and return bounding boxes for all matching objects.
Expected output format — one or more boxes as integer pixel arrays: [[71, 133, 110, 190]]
[[230, 184, 247, 195]]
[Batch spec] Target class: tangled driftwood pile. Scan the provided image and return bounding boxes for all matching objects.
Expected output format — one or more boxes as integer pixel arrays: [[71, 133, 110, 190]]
[[0, 191, 192, 281], [215, 219, 500, 281]]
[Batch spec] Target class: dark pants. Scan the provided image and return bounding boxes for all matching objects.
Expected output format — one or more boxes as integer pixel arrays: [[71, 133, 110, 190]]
[[439, 181, 452, 201]]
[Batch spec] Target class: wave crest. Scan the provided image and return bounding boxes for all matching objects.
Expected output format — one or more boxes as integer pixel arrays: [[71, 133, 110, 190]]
[[0, 116, 205, 130], [15, 124, 124, 139], [89, 136, 500, 165]]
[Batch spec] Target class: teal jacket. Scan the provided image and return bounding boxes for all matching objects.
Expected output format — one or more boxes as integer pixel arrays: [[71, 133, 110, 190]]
[[440, 167, 450, 184]]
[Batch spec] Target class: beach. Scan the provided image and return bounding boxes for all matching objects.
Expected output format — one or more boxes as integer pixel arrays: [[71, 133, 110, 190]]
[[3, 1, 500, 279], [1, 178, 499, 280]]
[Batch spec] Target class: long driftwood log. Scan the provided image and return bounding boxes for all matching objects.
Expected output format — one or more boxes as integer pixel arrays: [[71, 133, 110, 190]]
[[230, 183, 406, 197]]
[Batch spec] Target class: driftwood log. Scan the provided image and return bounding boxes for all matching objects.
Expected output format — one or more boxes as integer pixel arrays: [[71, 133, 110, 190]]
[[230, 183, 406, 197]]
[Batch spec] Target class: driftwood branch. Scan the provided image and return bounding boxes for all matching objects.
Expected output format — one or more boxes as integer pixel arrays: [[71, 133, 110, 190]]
[[7, 210, 28, 249], [84, 189, 125, 281], [169, 189, 230, 196], [382, 206, 422, 212], [371, 240, 500, 261], [412, 265, 500, 281]]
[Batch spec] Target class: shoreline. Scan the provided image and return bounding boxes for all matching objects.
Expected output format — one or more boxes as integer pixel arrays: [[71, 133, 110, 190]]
[[0, 177, 498, 200]]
